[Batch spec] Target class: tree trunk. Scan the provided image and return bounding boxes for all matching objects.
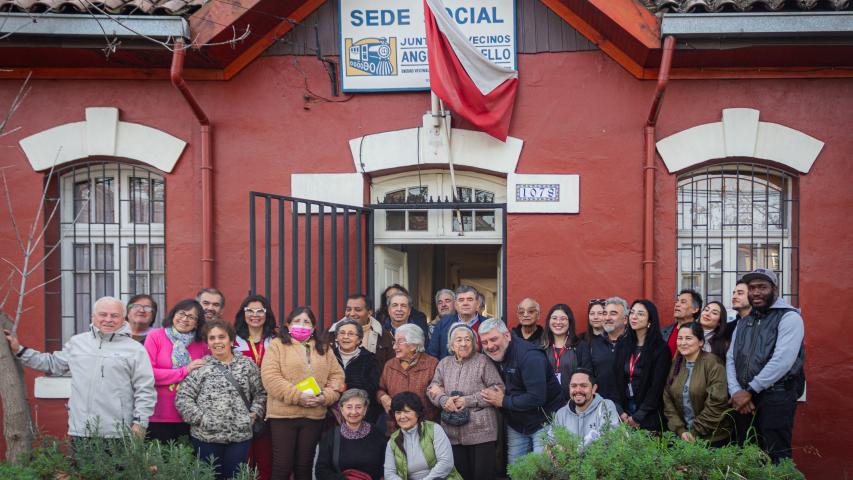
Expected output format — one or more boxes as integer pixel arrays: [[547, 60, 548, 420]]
[[0, 311, 35, 463]]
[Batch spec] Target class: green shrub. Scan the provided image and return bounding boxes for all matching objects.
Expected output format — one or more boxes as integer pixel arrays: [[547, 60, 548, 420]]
[[508, 425, 804, 480], [0, 428, 260, 480]]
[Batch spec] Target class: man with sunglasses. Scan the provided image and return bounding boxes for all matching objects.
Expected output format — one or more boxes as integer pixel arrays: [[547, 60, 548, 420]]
[[511, 297, 544, 345]]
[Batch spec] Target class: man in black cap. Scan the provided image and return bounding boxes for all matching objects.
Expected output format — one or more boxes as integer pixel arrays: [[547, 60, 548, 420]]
[[726, 268, 805, 463]]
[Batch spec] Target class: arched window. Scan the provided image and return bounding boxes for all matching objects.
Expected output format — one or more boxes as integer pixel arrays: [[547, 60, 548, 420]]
[[676, 163, 798, 310], [47, 162, 166, 344], [371, 170, 505, 243]]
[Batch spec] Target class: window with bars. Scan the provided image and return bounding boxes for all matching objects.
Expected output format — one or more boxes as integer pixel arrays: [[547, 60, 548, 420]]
[[676, 163, 798, 313], [49, 162, 166, 343]]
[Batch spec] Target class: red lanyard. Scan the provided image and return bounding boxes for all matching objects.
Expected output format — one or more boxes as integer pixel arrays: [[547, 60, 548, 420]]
[[552, 346, 566, 370], [248, 338, 264, 365], [628, 352, 642, 383]]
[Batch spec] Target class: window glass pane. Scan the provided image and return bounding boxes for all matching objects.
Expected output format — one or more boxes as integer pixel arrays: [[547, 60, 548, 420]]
[[475, 190, 494, 203], [407, 186, 428, 203], [152, 180, 165, 223], [386, 211, 405, 231], [130, 178, 150, 224], [93, 244, 113, 271], [129, 245, 148, 270], [151, 246, 165, 271], [384, 190, 405, 204], [456, 187, 472, 203], [475, 211, 495, 231], [73, 182, 90, 223], [452, 211, 473, 232], [408, 211, 428, 231], [74, 245, 90, 272], [130, 274, 149, 295]]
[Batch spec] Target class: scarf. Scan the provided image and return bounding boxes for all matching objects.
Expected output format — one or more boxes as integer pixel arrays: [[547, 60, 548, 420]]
[[340, 421, 371, 440], [165, 326, 194, 369]]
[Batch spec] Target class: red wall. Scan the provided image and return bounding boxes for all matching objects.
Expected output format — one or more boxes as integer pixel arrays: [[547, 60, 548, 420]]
[[0, 50, 851, 477]]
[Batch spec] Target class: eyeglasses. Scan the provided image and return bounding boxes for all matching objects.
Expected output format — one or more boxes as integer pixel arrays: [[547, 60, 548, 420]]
[[337, 331, 359, 337], [588, 299, 606, 306], [244, 307, 267, 315], [128, 304, 154, 313], [175, 311, 198, 322], [393, 339, 409, 346]]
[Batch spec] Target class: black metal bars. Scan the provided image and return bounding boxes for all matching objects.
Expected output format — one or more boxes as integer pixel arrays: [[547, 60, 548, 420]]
[[249, 192, 373, 330]]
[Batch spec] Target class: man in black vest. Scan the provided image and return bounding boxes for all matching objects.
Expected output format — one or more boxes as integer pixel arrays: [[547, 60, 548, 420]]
[[726, 268, 805, 463]]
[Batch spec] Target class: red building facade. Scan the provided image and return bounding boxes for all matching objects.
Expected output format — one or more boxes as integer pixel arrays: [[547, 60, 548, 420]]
[[0, 0, 851, 477]]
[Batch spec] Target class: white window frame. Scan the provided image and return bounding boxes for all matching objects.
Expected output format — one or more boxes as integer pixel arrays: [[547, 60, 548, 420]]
[[372, 170, 505, 244], [676, 164, 797, 315], [59, 164, 165, 341]]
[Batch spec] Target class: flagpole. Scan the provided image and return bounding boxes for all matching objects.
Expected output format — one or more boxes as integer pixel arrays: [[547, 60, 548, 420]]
[[432, 92, 464, 235]]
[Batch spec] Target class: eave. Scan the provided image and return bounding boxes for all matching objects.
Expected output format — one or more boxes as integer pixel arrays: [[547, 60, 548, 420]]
[[1, 0, 853, 81]]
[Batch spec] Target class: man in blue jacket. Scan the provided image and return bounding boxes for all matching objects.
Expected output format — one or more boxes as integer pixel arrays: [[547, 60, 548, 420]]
[[427, 285, 487, 359], [479, 318, 566, 465]]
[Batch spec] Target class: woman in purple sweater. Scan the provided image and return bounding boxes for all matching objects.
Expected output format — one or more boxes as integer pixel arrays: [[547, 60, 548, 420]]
[[144, 299, 209, 442]]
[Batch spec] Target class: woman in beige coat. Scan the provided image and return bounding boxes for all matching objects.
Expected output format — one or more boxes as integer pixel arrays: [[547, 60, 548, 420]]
[[261, 306, 345, 480]]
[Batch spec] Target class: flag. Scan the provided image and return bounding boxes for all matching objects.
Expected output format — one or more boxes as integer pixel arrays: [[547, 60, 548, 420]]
[[424, 0, 519, 142]]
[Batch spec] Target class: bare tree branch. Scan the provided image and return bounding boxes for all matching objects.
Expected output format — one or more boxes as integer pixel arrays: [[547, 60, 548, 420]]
[[0, 271, 13, 310], [0, 258, 22, 276], [23, 274, 61, 297], [25, 150, 62, 256], [0, 169, 26, 255], [0, 72, 31, 137]]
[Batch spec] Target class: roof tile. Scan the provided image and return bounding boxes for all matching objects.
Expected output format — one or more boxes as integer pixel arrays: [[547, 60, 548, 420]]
[[645, 0, 850, 12], [0, 0, 205, 15]]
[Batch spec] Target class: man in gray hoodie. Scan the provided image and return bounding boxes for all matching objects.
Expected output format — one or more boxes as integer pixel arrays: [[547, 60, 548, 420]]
[[5, 296, 156, 438], [550, 368, 620, 446]]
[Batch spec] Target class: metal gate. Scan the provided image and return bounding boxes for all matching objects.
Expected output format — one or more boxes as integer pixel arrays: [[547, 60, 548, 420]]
[[248, 192, 508, 326], [248, 192, 373, 329]]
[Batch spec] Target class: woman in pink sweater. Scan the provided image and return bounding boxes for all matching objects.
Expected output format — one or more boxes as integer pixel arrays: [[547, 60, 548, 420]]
[[144, 299, 209, 443]]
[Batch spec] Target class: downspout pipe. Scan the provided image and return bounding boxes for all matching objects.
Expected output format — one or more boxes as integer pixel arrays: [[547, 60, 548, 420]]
[[171, 40, 214, 287], [642, 35, 675, 299]]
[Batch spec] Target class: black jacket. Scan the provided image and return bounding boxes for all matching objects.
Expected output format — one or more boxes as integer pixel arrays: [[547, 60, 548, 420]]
[[495, 335, 566, 434], [511, 324, 545, 345], [544, 342, 592, 398], [333, 347, 382, 423], [588, 333, 624, 404], [613, 337, 672, 431]]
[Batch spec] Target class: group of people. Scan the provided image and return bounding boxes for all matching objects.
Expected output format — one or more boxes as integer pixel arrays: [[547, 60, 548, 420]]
[[3, 266, 804, 479]]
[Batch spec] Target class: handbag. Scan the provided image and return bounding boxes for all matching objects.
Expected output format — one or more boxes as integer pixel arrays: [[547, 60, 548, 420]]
[[440, 390, 470, 427], [213, 364, 267, 437]]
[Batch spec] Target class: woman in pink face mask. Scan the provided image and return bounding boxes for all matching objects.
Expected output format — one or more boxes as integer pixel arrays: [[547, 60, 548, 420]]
[[261, 307, 345, 480]]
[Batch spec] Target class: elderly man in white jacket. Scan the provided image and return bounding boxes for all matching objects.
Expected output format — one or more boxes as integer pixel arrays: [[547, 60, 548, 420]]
[[5, 296, 156, 438]]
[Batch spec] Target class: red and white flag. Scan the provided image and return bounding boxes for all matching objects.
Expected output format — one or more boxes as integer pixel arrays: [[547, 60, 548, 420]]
[[424, 0, 519, 142]]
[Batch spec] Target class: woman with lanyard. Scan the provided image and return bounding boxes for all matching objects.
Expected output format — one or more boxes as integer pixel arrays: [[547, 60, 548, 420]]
[[234, 294, 277, 480], [144, 299, 208, 443], [613, 299, 672, 432], [540, 303, 591, 394]]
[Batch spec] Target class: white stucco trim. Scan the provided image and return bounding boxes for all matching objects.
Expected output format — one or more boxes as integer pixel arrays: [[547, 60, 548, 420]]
[[349, 114, 523, 175], [290, 173, 365, 212], [508, 173, 579, 213], [19, 107, 187, 173], [656, 108, 824, 174]]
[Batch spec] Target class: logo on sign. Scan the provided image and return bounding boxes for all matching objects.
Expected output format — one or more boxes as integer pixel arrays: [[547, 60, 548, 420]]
[[516, 184, 560, 202], [345, 37, 398, 76]]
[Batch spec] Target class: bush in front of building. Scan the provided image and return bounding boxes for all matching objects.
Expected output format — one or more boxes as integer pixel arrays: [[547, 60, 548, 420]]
[[509, 424, 804, 480], [0, 432, 258, 479]]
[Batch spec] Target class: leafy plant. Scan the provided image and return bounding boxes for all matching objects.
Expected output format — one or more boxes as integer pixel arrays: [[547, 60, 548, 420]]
[[509, 424, 804, 480]]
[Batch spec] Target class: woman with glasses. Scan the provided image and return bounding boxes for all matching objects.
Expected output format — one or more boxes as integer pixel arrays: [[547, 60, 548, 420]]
[[613, 299, 672, 432], [377, 324, 439, 435], [578, 299, 606, 344], [234, 294, 278, 480], [540, 304, 591, 394], [144, 299, 208, 443], [128, 294, 158, 343], [333, 319, 383, 426]]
